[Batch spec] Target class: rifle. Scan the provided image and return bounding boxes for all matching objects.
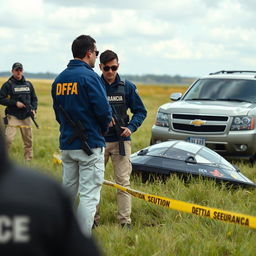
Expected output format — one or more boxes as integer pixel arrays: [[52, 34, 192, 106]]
[[28, 107, 39, 129], [59, 105, 93, 156], [112, 106, 126, 156], [17, 97, 39, 129], [24, 104, 39, 129]]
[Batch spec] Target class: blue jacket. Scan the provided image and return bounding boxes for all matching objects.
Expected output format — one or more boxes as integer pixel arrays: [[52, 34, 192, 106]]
[[102, 74, 147, 142], [52, 60, 112, 149]]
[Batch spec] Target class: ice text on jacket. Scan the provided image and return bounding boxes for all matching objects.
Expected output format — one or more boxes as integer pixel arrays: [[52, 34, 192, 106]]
[[0, 215, 30, 243]]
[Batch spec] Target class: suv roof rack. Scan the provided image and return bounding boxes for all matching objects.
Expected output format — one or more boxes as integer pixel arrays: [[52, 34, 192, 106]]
[[209, 70, 256, 75]]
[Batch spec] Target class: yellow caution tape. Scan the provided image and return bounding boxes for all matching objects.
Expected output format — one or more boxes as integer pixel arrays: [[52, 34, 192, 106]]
[[52, 153, 62, 165], [7, 125, 58, 130], [41, 126, 58, 130], [50, 154, 256, 229], [104, 180, 256, 229], [7, 125, 32, 129]]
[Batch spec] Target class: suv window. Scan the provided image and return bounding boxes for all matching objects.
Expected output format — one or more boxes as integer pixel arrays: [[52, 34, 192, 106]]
[[184, 79, 256, 102]]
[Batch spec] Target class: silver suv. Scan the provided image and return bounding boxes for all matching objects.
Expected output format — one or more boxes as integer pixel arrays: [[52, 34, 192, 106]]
[[151, 71, 256, 161]]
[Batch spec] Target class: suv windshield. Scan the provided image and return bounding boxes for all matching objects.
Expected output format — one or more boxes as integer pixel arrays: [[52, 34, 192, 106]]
[[183, 78, 256, 103]]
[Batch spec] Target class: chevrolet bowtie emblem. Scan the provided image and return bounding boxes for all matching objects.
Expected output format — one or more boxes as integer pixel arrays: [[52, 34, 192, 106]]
[[191, 120, 206, 126]]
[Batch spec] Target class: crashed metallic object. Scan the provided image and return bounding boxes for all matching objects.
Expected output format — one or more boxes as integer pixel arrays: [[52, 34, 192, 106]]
[[131, 140, 256, 188]]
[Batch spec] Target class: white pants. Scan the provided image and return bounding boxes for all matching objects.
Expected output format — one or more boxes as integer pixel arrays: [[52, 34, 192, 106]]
[[61, 147, 104, 236]]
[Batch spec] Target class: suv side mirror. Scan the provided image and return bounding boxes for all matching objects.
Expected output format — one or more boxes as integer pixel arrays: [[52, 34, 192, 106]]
[[170, 92, 182, 101]]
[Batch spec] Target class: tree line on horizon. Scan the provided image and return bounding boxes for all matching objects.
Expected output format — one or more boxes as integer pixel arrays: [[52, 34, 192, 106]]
[[0, 71, 196, 85]]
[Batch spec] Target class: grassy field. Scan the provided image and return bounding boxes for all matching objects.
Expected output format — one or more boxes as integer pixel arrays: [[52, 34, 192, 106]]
[[1, 78, 256, 256]]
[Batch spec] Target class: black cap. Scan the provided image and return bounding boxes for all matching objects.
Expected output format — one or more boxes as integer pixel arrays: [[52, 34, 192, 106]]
[[12, 62, 23, 70]]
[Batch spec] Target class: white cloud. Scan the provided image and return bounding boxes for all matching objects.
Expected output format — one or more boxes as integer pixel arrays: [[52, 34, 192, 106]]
[[0, 0, 256, 76], [0, 0, 44, 28], [0, 28, 13, 39], [47, 7, 98, 30]]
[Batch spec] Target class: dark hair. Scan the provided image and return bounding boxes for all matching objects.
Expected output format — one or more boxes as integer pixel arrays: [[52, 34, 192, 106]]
[[71, 35, 96, 59], [100, 50, 118, 64]]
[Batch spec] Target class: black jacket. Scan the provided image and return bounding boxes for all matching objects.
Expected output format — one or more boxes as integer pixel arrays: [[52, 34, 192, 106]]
[[0, 132, 101, 255], [0, 76, 38, 119], [102, 74, 147, 142]]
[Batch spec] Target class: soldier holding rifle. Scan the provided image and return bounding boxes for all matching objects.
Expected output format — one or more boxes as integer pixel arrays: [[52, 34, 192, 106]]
[[51, 35, 112, 236], [96, 50, 147, 229], [0, 62, 38, 161]]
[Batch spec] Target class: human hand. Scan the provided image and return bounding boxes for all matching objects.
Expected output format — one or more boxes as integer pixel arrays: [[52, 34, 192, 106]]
[[31, 110, 36, 117], [120, 127, 132, 137], [109, 117, 116, 127], [16, 101, 26, 108]]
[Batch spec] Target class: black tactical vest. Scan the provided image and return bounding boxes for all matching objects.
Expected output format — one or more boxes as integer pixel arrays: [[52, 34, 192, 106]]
[[8, 79, 32, 105], [106, 81, 129, 137], [6, 79, 32, 119]]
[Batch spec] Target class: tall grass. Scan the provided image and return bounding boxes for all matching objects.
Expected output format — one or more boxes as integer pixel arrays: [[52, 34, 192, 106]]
[[1, 78, 256, 256]]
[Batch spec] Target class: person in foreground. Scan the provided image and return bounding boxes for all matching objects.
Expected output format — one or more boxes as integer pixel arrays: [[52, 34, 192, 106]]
[[0, 125, 101, 256], [51, 35, 112, 236], [0, 62, 38, 161], [95, 50, 147, 229]]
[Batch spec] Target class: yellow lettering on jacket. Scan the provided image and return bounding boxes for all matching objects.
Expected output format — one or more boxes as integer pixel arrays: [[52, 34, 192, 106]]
[[71, 82, 78, 95], [56, 83, 62, 95], [56, 82, 78, 95]]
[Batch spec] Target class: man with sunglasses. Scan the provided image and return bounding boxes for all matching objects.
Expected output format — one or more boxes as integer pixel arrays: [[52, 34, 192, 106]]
[[51, 35, 112, 236], [0, 62, 38, 161], [96, 50, 147, 229]]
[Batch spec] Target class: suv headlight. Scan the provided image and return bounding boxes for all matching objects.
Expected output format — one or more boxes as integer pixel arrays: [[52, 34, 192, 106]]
[[155, 112, 169, 127], [230, 116, 255, 131]]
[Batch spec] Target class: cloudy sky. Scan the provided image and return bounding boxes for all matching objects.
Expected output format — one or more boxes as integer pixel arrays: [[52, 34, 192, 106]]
[[1, 0, 256, 77]]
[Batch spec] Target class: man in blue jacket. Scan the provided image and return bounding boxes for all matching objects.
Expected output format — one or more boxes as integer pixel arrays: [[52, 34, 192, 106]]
[[51, 35, 112, 236], [95, 50, 147, 229]]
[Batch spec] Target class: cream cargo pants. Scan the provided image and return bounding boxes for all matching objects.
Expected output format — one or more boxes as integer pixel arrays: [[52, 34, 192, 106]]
[[104, 141, 132, 224], [5, 115, 33, 161]]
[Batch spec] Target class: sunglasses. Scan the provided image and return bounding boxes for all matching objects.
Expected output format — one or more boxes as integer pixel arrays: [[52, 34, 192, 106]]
[[103, 65, 118, 72], [94, 50, 99, 57]]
